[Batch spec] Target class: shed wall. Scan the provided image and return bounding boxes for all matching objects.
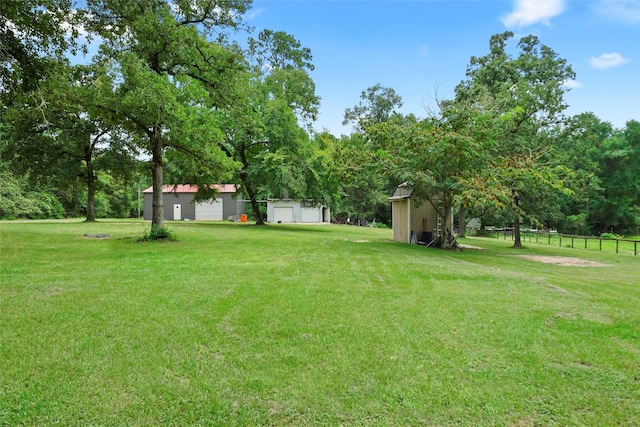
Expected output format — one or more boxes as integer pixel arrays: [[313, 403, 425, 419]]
[[410, 201, 439, 241], [392, 199, 409, 243]]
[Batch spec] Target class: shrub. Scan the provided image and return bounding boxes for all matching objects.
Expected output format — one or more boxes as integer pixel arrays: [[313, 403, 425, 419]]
[[138, 226, 176, 242], [600, 232, 622, 240]]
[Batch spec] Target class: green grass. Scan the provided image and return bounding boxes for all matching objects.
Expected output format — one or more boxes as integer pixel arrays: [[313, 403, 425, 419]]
[[1, 220, 639, 425], [493, 232, 640, 256]]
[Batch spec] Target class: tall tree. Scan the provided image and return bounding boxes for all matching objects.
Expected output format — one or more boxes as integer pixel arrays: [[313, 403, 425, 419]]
[[1, 0, 85, 95], [341, 84, 406, 224], [370, 115, 488, 249], [85, 0, 249, 230], [556, 113, 610, 234], [455, 32, 576, 248], [591, 120, 640, 234], [2, 61, 138, 221], [343, 83, 403, 132], [322, 132, 390, 223], [214, 29, 320, 224]]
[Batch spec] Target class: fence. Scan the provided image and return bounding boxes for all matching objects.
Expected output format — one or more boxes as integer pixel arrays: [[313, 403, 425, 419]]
[[477, 228, 639, 256]]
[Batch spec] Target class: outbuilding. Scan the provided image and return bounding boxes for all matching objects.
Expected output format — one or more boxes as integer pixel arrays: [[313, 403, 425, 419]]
[[143, 184, 245, 221], [266, 199, 331, 224], [389, 183, 440, 245]]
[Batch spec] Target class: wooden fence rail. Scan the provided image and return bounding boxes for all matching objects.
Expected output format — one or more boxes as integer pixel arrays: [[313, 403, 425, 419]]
[[478, 228, 639, 256]]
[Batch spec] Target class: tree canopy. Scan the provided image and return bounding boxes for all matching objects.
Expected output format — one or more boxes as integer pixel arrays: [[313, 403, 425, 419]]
[[1, 9, 637, 244]]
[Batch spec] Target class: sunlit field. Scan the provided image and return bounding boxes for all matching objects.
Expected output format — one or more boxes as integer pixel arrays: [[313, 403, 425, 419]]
[[2, 220, 639, 425]]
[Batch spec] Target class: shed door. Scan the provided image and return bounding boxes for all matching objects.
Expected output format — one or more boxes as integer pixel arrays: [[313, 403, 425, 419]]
[[195, 200, 223, 220], [273, 207, 294, 223], [173, 204, 182, 221], [300, 207, 320, 223]]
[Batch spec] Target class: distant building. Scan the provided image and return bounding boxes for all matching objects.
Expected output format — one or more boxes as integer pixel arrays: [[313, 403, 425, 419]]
[[389, 183, 440, 245], [143, 184, 245, 221], [266, 199, 331, 223]]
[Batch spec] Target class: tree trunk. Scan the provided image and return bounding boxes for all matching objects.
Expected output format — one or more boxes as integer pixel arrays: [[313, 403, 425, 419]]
[[243, 180, 264, 225], [457, 205, 466, 238], [151, 132, 164, 230], [85, 166, 96, 222], [512, 194, 523, 248], [441, 200, 460, 250]]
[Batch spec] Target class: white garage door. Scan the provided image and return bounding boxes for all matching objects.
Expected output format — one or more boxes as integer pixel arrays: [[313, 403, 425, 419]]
[[195, 200, 223, 220], [300, 207, 320, 223], [273, 206, 294, 223]]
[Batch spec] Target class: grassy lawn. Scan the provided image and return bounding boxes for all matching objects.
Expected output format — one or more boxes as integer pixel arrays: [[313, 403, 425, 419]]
[[1, 220, 639, 425], [494, 232, 640, 256]]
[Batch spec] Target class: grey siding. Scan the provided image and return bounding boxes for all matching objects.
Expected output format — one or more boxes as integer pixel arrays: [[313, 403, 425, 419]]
[[143, 193, 152, 221], [143, 192, 196, 221], [221, 193, 246, 219], [164, 192, 195, 220], [144, 191, 244, 221]]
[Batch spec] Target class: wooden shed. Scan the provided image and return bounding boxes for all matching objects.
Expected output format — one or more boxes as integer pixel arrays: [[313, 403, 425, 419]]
[[389, 183, 440, 245], [266, 199, 331, 224], [143, 184, 245, 221]]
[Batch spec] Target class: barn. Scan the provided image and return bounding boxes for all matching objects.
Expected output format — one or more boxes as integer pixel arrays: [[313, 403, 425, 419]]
[[143, 184, 245, 221], [389, 183, 440, 245], [266, 199, 331, 224]]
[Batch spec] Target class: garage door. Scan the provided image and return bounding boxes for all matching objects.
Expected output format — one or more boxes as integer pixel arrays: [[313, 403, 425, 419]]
[[195, 200, 223, 220], [300, 207, 320, 223], [273, 206, 294, 223]]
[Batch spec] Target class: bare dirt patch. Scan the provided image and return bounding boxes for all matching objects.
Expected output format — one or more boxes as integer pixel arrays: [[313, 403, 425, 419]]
[[517, 255, 609, 267]]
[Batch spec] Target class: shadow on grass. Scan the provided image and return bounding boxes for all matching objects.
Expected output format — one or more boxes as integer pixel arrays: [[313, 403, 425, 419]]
[[183, 221, 336, 234]]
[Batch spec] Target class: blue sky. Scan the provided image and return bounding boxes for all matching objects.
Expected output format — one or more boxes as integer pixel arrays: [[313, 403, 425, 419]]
[[243, 0, 640, 136]]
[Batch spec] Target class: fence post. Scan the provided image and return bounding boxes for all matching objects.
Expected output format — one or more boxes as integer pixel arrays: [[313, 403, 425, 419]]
[[571, 236, 574, 248], [616, 240, 619, 254], [635, 241, 637, 256], [559, 235, 562, 247], [585, 237, 588, 249], [599, 238, 602, 252]]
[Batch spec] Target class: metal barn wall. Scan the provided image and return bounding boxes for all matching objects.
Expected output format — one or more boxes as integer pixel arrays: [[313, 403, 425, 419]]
[[221, 193, 246, 220], [143, 192, 196, 221], [144, 192, 245, 221], [163, 192, 196, 220]]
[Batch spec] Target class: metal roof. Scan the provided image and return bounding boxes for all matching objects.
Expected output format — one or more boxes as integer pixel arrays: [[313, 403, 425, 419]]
[[388, 183, 414, 201], [142, 184, 239, 194]]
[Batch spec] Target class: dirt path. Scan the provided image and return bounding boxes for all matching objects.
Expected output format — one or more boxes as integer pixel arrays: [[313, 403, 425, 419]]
[[516, 255, 609, 267]]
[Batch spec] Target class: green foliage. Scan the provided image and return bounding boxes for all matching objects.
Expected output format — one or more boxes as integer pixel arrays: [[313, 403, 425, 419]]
[[599, 232, 622, 240], [138, 226, 176, 242], [0, 0, 86, 95], [370, 116, 488, 247], [453, 32, 576, 247], [0, 170, 64, 219], [343, 83, 404, 131]]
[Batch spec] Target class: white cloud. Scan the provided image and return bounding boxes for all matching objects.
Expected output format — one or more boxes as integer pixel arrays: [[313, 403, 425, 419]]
[[502, 0, 566, 28], [590, 52, 631, 69], [593, 0, 640, 24], [246, 7, 264, 20], [563, 79, 583, 89]]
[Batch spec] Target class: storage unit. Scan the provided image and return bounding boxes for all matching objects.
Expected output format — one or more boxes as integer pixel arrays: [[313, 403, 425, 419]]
[[143, 184, 244, 221], [266, 199, 330, 224], [389, 183, 440, 245]]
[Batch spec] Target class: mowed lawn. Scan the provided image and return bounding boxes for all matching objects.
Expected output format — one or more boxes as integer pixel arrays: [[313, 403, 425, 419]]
[[1, 220, 639, 426]]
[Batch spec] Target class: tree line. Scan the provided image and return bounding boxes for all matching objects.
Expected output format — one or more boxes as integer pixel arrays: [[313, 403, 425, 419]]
[[1, 1, 638, 248]]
